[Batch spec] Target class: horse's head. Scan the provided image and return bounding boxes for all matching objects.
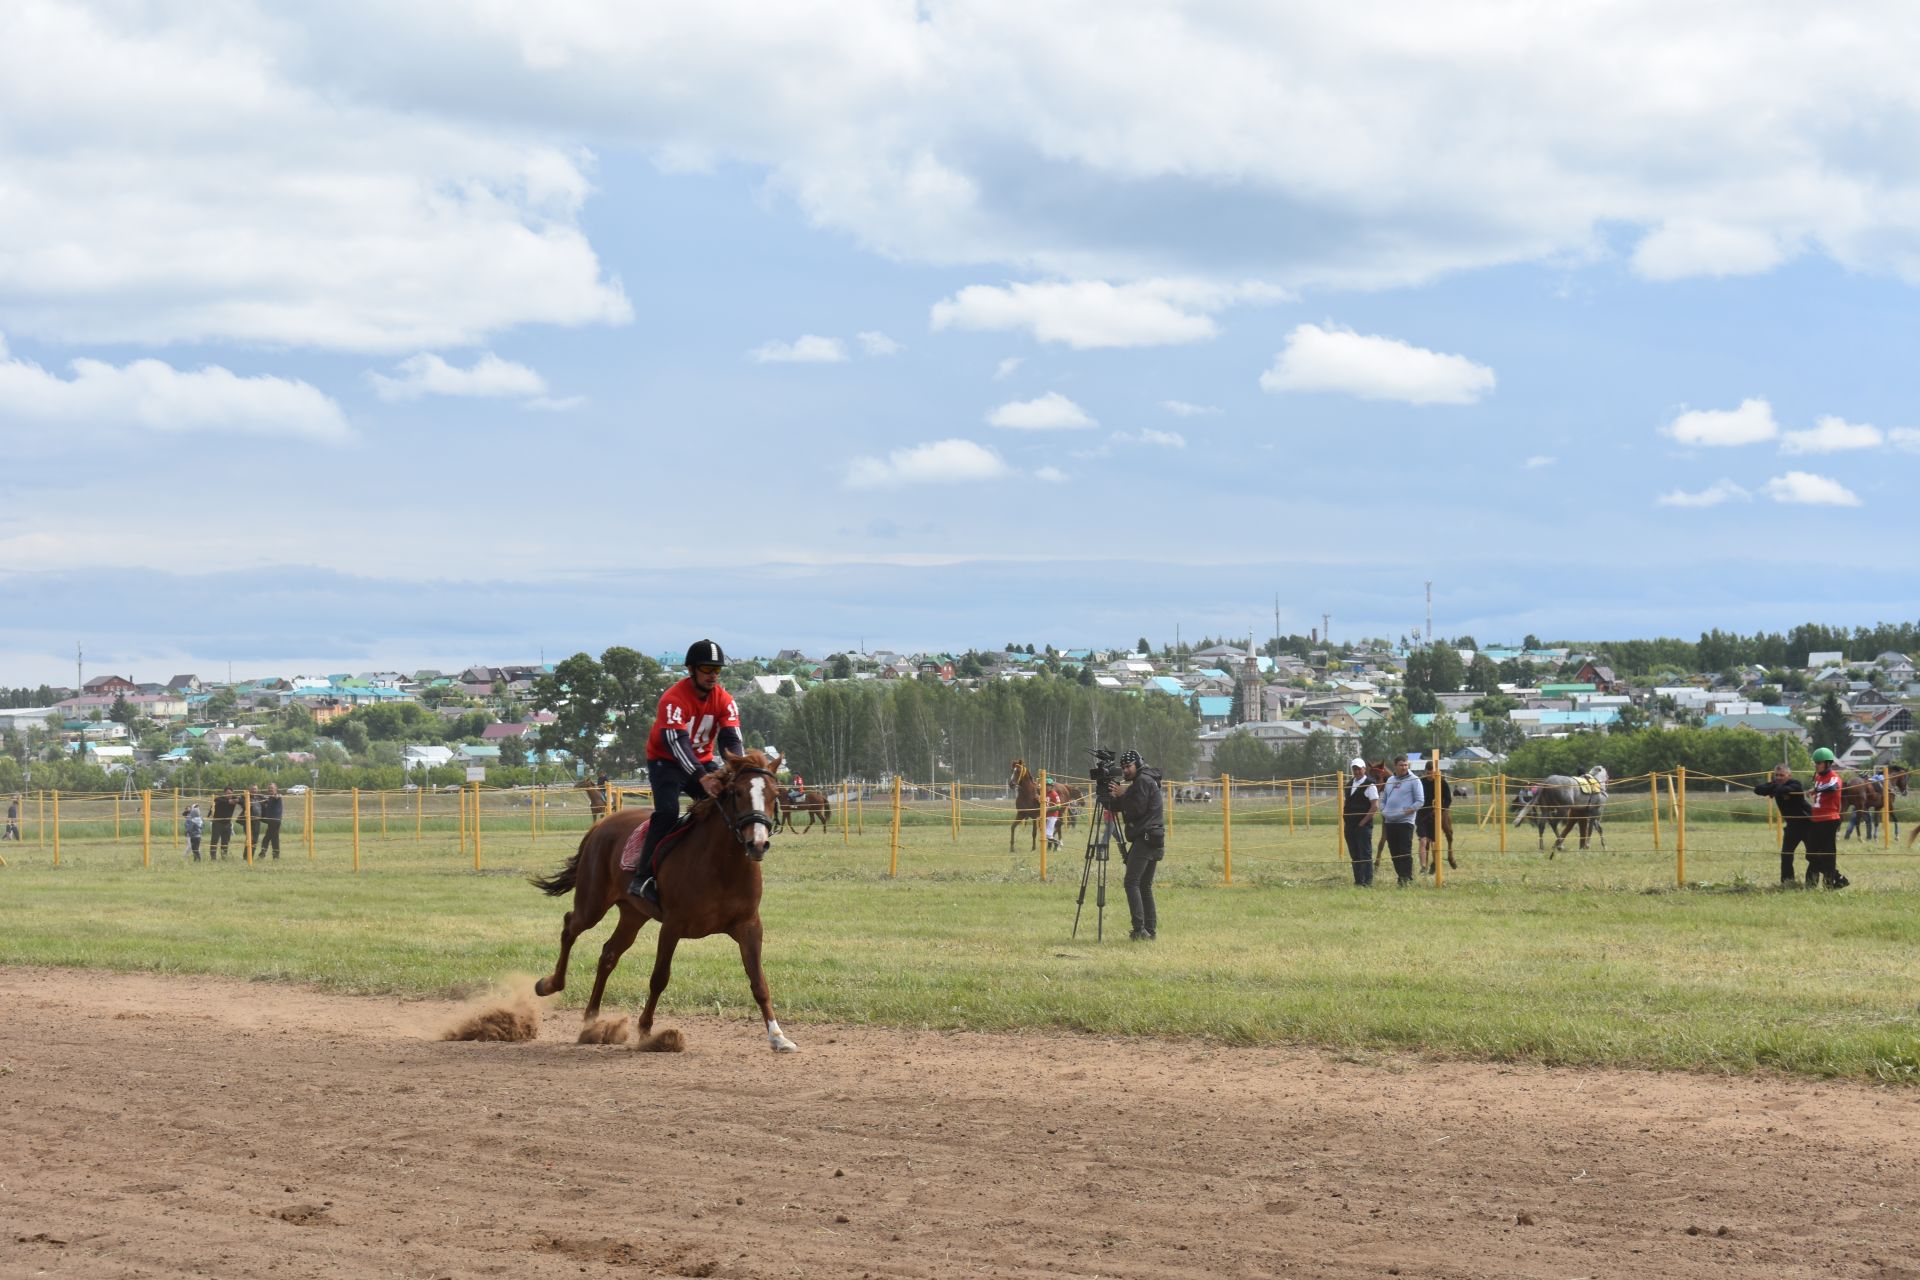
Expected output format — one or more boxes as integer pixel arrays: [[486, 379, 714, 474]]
[[1008, 759, 1029, 790], [707, 751, 780, 860], [1588, 765, 1610, 785]]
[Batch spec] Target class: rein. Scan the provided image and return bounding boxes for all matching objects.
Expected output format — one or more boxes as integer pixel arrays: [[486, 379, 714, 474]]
[[714, 766, 780, 855]]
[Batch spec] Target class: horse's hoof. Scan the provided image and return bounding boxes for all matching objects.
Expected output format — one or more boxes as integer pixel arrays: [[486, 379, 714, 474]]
[[533, 977, 549, 997], [769, 1033, 799, 1053]]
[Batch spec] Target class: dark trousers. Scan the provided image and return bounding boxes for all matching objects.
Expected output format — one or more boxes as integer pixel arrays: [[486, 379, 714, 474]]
[[1383, 823, 1415, 884], [256, 820, 281, 858], [188, 833, 202, 860], [1123, 842, 1161, 934], [1343, 818, 1375, 885], [210, 819, 232, 857], [637, 759, 707, 881], [2, 820, 17, 841], [1804, 820, 1844, 886], [1779, 817, 1810, 881]]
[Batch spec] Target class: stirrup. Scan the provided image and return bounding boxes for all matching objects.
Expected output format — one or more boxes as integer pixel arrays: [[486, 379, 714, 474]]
[[629, 873, 658, 904]]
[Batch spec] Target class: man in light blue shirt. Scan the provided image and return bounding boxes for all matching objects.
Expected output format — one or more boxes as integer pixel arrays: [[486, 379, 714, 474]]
[[1378, 754, 1424, 886]]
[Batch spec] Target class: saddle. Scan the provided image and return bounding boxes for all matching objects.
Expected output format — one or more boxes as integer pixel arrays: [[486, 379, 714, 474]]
[[618, 812, 697, 875]]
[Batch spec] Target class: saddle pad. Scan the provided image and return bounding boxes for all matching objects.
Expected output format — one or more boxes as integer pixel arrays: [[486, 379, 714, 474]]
[[1575, 776, 1602, 795], [617, 813, 697, 874]]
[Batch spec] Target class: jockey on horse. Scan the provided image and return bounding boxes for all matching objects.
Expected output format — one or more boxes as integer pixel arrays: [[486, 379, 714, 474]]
[[627, 639, 746, 905]]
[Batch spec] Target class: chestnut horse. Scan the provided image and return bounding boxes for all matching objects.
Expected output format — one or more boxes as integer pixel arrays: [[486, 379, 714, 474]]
[[779, 787, 832, 834], [530, 751, 797, 1052], [1843, 767, 1909, 840], [574, 777, 611, 822], [1008, 759, 1042, 851]]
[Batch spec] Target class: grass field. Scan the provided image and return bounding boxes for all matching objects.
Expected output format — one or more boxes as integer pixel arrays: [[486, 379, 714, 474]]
[[4, 784, 1918, 1082]]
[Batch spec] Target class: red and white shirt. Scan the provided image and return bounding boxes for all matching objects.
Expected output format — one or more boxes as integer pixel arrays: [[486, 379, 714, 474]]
[[1809, 765, 1844, 822], [646, 678, 741, 769]]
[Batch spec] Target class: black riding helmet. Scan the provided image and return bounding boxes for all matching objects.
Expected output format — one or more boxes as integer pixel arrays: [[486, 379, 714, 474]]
[[685, 639, 727, 669]]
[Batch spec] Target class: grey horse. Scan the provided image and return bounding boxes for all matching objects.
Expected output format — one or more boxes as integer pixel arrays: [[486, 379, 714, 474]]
[[1510, 767, 1609, 856]]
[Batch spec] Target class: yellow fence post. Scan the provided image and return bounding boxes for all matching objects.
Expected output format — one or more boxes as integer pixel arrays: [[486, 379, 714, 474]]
[[1287, 778, 1295, 834], [52, 790, 60, 865], [352, 787, 361, 873], [416, 784, 423, 842], [1649, 772, 1663, 850], [1497, 773, 1507, 856], [380, 790, 388, 837], [1675, 765, 1687, 887], [1036, 769, 1047, 852], [1222, 774, 1233, 885], [1883, 767, 1893, 848], [115, 793, 122, 842], [472, 781, 483, 870], [1431, 749, 1443, 888], [950, 780, 958, 843], [173, 786, 180, 843], [458, 784, 467, 851], [857, 785, 865, 835], [841, 780, 849, 846], [242, 792, 253, 866], [888, 775, 901, 878], [1303, 772, 1312, 828], [142, 789, 152, 867], [1332, 772, 1343, 866]]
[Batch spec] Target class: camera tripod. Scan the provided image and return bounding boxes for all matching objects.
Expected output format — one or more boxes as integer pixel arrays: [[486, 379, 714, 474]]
[[1072, 799, 1130, 940]]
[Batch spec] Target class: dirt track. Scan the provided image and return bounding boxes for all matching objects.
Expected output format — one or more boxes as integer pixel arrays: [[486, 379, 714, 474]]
[[4, 967, 1919, 1279]]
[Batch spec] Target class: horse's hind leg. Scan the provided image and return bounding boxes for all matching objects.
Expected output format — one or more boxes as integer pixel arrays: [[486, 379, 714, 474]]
[[637, 924, 684, 1034], [732, 916, 797, 1052], [583, 904, 649, 1023]]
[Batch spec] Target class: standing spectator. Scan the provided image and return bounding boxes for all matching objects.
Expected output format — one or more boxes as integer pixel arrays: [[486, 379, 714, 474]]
[[1417, 760, 1456, 874], [1101, 749, 1165, 940], [1378, 754, 1424, 886], [1753, 763, 1813, 887], [1806, 747, 1848, 888], [209, 787, 237, 859], [1044, 782, 1065, 851], [2, 794, 18, 841], [257, 784, 283, 860], [1341, 759, 1379, 886], [182, 802, 205, 861]]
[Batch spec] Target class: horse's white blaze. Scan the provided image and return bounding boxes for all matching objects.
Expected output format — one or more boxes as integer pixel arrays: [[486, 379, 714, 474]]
[[748, 776, 770, 852]]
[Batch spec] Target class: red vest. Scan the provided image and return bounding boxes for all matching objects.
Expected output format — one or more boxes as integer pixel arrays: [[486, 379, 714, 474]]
[[1809, 767, 1843, 822]]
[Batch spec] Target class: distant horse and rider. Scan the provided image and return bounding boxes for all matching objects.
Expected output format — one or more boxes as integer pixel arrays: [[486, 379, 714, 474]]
[[1008, 759, 1043, 851], [530, 750, 798, 1052], [778, 786, 833, 834], [1842, 765, 1909, 841], [1509, 766, 1610, 856]]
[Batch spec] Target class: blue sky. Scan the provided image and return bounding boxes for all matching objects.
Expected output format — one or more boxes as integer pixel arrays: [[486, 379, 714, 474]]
[[3, 3, 1918, 685]]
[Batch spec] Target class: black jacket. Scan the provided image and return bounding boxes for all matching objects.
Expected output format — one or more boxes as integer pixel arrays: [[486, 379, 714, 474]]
[[1107, 766, 1165, 846], [1754, 778, 1812, 819], [211, 795, 237, 820], [260, 795, 284, 822]]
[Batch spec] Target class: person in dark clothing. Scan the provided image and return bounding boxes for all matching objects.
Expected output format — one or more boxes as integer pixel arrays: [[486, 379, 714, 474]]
[[256, 784, 283, 859], [244, 787, 263, 858], [209, 787, 237, 859], [182, 802, 205, 860], [1102, 749, 1165, 939], [1377, 754, 1424, 886], [3, 794, 19, 841], [1416, 761, 1455, 874], [1754, 763, 1814, 887], [1342, 758, 1379, 886]]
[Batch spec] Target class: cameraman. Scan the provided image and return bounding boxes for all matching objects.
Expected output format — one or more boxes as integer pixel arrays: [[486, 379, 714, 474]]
[[1102, 749, 1165, 940]]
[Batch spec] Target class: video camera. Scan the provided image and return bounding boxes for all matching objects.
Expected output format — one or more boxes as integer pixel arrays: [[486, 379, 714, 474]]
[[1088, 747, 1124, 790]]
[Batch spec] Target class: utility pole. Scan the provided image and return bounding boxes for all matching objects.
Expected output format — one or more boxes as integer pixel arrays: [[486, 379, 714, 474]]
[[1321, 613, 1331, 649], [1273, 594, 1281, 658], [1425, 581, 1434, 648], [76, 642, 83, 694]]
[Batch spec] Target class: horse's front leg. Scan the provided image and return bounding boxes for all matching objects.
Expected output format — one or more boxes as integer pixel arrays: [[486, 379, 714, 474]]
[[732, 916, 797, 1052], [637, 923, 684, 1034], [583, 905, 648, 1023], [536, 893, 610, 998]]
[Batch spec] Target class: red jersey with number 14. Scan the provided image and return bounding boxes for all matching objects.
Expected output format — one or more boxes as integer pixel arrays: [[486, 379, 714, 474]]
[[646, 678, 740, 765]]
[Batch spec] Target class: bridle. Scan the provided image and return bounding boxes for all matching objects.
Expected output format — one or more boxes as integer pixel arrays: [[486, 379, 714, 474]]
[[715, 766, 779, 858]]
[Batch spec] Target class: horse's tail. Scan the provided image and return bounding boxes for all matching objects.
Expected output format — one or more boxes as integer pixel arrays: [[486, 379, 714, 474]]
[[528, 831, 591, 897]]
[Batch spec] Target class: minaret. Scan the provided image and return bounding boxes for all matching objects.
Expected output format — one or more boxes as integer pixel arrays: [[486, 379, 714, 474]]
[[1241, 633, 1266, 724]]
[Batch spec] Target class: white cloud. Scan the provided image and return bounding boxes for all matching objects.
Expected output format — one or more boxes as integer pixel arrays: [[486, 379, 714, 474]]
[[1779, 415, 1883, 455], [1892, 428, 1920, 454], [1035, 465, 1068, 483], [994, 357, 1024, 380], [987, 391, 1096, 430], [1655, 479, 1751, 508], [1662, 398, 1779, 448], [845, 438, 1009, 489], [1631, 220, 1791, 281], [1113, 428, 1186, 448], [750, 334, 849, 364], [857, 330, 902, 356], [1524, 455, 1556, 469], [1763, 471, 1862, 507], [0, 334, 348, 442], [369, 352, 547, 402], [1259, 323, 1494, 405], [0, 1, 628, 352], [932, 279, 1284, 349], [1162, 400, 1218, 418]]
